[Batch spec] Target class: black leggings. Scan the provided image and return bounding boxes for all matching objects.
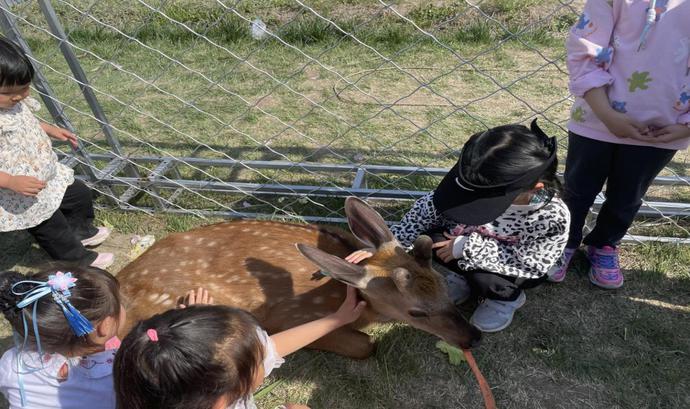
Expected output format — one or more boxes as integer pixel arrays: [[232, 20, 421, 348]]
[[27, 180, 98, 264], [563, 133, 676, 248]]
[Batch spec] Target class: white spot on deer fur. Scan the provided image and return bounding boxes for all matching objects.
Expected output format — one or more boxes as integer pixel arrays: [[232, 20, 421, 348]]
[[207, 241, 217, 247], [242, 228, 250, 232], [140, 270, 148, 276], [183, 235, 191, 240], [147, 293, 159, 302], [298, 267, 308, 273], [196, 238, 205, 245], [183, 247, 190, 253], [312, 296, 325, 304], [260, 232, 269, 237], [160, 268, 168, 273], [226, 252, 234, 257], [259, 246, 269, 251], [162, 299, 174, 307], [153, 294, 170, 305], [180, 261, 188, 267], [252, 231, 260, 236]]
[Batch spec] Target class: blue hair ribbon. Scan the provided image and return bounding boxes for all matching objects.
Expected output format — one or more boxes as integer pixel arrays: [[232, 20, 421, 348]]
[[10, 272, 94, 406]]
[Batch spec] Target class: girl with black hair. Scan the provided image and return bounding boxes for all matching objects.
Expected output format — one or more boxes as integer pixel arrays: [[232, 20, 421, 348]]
[[347, 120, 570, 333], [113, 286, 365, 409], [0, 37, 113, 269], [0, 266, 124, 408], [0, 266, 210, 409]]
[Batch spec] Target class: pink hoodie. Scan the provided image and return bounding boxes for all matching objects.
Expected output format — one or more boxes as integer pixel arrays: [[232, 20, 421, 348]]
[[566, 0, 690, 150]]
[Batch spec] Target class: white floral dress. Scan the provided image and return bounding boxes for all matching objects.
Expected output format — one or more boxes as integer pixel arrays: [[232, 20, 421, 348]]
[[0, 97, 73, 232]]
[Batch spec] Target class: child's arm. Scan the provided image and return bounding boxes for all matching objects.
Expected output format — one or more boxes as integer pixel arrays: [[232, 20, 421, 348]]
[[388, 192, 441, 248], [270, 286, 366, 358], [584, 87, 649, 139], [565, 0, 616, 98], [0, 171, 45, 197], [40, 122, 78, 148]]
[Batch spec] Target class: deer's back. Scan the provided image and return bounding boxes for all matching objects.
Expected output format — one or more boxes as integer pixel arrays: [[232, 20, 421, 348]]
[[118, 220, 361, 335]]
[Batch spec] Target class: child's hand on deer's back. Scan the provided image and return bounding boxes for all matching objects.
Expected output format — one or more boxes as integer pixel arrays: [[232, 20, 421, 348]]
[[331, 286, 366, 325], [178, 287, 214, 308], [345, 249, 373, 264]]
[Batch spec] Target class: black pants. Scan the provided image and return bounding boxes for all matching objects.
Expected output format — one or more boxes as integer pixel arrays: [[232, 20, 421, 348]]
[[27, 180, 98, 264], [563, 133, 676, 248], [426, 228, 546, 302]]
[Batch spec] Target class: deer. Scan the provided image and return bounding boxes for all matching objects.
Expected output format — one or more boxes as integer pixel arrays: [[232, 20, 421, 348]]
[[116, 197, 481, 358]]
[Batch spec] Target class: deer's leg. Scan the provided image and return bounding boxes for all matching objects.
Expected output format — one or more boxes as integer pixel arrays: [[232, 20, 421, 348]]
[[306, 327, 375, 359]]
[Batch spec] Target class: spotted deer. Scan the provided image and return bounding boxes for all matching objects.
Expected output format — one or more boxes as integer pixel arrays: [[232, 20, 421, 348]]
[[117, 197, 481, 358]]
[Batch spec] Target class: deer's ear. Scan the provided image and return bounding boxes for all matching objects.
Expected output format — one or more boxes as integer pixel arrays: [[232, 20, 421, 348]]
[[296, 244, 370, 289], [345, 197, 396, 249], [412, 235, 433, 267]]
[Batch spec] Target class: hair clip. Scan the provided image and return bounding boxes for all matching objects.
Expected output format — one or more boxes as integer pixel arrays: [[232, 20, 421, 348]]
[[146, 329, 159, 342]]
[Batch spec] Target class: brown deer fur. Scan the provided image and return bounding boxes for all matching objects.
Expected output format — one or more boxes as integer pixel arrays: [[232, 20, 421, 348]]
[[117, 197, 481, 358]]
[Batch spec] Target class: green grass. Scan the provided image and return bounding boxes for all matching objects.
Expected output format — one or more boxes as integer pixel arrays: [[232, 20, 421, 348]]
[[1, 0, 690, 407]]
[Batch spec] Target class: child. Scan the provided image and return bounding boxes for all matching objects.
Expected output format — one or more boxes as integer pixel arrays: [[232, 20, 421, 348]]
[[0, 266, 123, 408], [0, 37, 113, 269], [347, 120, 570, 332], [554, 0, 690, 288], [113, 286, 366, 409], [0, 266, 211, 409]]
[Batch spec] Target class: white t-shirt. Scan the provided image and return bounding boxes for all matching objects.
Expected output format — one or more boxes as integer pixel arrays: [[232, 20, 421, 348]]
[[228, 328, 285, 409], [0, 347, 116, 409]]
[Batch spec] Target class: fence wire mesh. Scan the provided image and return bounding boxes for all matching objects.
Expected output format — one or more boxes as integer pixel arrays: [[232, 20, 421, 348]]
[[2, 0, 690, 243]]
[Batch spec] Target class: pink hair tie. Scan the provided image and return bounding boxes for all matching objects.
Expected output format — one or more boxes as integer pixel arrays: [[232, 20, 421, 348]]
[[146, 329, 159, 342]]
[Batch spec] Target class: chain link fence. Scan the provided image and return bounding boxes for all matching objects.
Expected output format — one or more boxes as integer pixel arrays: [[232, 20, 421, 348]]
[[1, 0, 689, 243]]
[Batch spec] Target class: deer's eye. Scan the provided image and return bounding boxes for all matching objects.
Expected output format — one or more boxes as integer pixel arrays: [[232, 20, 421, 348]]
[[408, 309, 429, 318]]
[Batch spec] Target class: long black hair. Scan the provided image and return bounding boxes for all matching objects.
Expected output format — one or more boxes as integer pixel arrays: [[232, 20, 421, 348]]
[[0, 265, 122, 354], [0, 37, 33, 88], [114, 305, 265, 409], [461, 123, 562, 200]]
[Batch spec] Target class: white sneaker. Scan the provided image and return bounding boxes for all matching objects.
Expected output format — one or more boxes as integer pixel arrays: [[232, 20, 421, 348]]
[[81, 227, 111, 247], [446, 272, 471, 305], [470, 292, 526, 333], [90, 252, 114, 269]]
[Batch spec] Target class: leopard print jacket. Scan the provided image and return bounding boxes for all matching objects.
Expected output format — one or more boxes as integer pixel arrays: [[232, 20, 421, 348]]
[[390, 192, 570, 279]]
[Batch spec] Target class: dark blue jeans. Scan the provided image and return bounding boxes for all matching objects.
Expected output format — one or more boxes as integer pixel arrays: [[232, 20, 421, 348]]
[[563, 132, 676, 248]]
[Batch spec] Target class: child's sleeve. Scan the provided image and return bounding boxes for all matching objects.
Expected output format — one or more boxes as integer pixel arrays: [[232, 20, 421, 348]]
[[566, 0, 616, 97], [454, 208, 570, 278], [389, 192, 441, 248]]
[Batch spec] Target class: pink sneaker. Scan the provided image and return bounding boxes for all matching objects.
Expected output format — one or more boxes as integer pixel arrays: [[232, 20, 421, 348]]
[[586, 246, 623, 289], [547, 248, 576, 283], [90, 252, 114, 270], [81, 227, 111, 247]]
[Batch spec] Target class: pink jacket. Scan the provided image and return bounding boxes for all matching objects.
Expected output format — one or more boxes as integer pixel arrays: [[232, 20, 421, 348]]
[[566, 0, 690, 150]]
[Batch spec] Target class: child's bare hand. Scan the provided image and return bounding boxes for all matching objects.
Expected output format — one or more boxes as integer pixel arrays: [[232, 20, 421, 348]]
[[601, 110, 649, 139], [345, 249, 373, 264], [41, 123, 78, 148], [431, 232, 459, 263], [178, 287, 214, 308], [7, 175, 46, 197], [637, 124, 690, 143], [332, 286, 366, 324]]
